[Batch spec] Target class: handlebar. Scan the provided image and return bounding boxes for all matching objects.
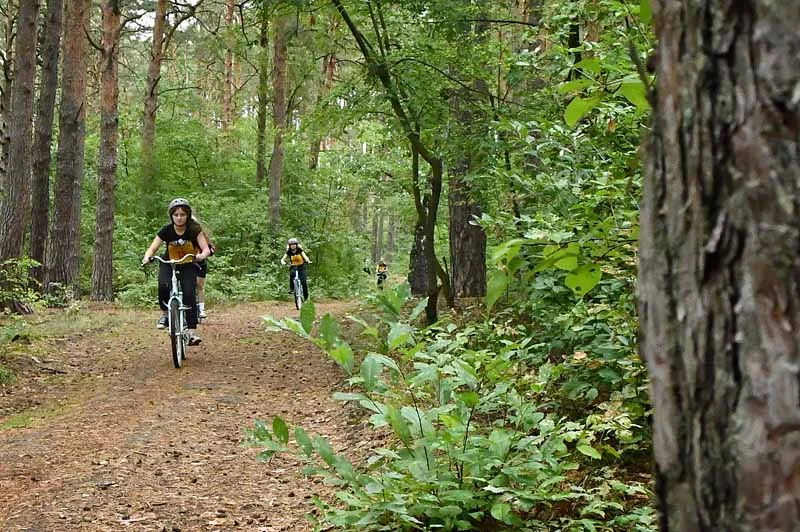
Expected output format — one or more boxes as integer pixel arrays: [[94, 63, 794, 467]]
[[146, 254, 195, 265]]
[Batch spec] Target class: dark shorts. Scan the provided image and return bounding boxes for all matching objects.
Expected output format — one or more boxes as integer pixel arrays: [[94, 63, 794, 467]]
[[196, 260, 208, 278]]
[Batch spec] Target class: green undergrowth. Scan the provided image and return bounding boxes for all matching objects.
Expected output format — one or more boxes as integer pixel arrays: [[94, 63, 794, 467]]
[[249, 284, 654, 531]]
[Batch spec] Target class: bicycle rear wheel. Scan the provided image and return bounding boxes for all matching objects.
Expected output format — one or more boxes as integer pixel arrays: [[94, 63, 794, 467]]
[[169, 299, 185, 368]]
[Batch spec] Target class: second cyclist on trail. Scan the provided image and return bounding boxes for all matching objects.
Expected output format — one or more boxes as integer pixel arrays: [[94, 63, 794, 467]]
[[280, 237, 312, 301], [142, 198, 211, 345]]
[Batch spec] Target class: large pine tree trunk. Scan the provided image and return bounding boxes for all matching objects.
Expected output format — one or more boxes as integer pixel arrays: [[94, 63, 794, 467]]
[[640, 2, 800, 529], [46, 0, 89, 294], [255, 11, 268, 185], [91, 0, 121, 301], [267, 15, 288, 228], [0, 0, 40, 261], [30, 0, 63, 287], [140, 0, 166, 216]]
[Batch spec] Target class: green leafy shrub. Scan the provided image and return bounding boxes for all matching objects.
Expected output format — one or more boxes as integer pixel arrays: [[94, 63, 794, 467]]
[[250, 285, 654, 531]]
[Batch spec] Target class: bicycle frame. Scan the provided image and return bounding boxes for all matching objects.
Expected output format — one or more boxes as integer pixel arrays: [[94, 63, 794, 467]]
[[150, 254, 195, 367], [290, 265, 304, 310]]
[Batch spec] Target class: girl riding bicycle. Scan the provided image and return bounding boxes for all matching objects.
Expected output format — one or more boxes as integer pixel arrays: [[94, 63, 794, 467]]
[[141, 198, 211, 345], [280, 237, 312, 301]]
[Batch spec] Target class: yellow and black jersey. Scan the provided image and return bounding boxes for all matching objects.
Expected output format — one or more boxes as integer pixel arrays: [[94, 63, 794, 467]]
[[286, 246, 306, 266], [157, 224, 199, 263]]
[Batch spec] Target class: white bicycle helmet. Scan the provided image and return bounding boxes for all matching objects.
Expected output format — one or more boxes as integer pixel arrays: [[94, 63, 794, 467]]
[[168, 197, 192, 216], [288, 237, 299, 245]]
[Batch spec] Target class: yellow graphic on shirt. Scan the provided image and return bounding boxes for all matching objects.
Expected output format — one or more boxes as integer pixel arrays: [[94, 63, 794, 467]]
[[167, 238, 196, 263], [290, 253, 305, 266], [377, 264, 387, 273]]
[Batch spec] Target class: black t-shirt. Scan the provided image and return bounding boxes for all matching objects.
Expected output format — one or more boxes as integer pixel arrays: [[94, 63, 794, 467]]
[[157, 224, 200, 262], [286, 246, 306, 266]]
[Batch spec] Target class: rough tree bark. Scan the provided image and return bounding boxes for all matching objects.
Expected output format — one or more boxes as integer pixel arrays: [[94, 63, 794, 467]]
[[46, 0, 89, 294], [640, 2, 800, 530], [222, 0, 234, 129], [140, 0, 166, 215], [255, 10, 268, 185], [267, 14, 288, 229], [30, 0, 63, 286], [0, 3, 15, 188], [91, 0, 121, 301], [0, 0, 39, 261]]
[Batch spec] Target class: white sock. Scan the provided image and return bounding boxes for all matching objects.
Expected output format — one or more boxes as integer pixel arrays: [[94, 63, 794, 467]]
[[198, 302, 205, 313]]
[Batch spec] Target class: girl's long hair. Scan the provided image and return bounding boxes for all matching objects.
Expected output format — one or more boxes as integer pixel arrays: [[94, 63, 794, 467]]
[[191, 214, 212, 242]]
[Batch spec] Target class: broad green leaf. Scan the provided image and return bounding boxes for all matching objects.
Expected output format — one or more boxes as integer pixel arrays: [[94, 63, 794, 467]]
[[564, 95, 602, 128], [329, 342, 354, 374], [486, 269, 509, 310], [640, 0, 652, 24], [554, 254, 578, 271], [294, 427, 313, 456], [272, 416, 289, 444], [458, 390, 480, 408], [577, 444, 602, 460], [573, 57, 602, 74], [388, 322, 413, 350], [281, 318, 309, 338], [620, 79, 650, 110], [386, 406, 412, 445], [366, 352, 401, 373], [360, 354, 382, 392], [313, 435, 336, 466], [557, 78, 593, 94], [299, 299, 315, 333], [565, 264, 602, 297], [319, 313, 340, 348], [490, 502, 513, 523], [409, 297, 429, 322]]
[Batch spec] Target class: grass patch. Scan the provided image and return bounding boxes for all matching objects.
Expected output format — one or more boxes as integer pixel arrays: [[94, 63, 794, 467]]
[[0, 403, 70, 431], [0, 364, 15, 385], [0, 413, 32, 430]]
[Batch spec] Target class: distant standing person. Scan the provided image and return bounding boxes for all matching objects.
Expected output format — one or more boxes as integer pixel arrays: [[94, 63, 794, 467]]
[[280, 237, 312, 301], [192, 214, 216, 321]]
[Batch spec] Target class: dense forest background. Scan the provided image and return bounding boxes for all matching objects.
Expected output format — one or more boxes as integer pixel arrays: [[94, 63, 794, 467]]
[[1, 0, 657, 529]]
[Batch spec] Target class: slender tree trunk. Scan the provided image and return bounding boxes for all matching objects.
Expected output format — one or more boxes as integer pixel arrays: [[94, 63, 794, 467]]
[[91, 0, 121, 301], [386, 215, 395, 263], [376, 208, 384, 262], [222, 0, 234, 129], [0, 0, 39, 261], [640, 2, 800, 529], [408, 146, 428, 296], [370, 201, 378, 263], [310, 53, 336, 170], [140, 0, 166, 216], [46, 0, 89, 294], [0, 6, 15, 190], [30, 0, 63, 286], [267, 14, 288, 228], [255, 11, 268, 185]]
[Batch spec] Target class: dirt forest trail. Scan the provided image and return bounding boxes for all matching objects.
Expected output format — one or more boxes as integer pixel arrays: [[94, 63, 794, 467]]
[[0, 301, 357, 531]]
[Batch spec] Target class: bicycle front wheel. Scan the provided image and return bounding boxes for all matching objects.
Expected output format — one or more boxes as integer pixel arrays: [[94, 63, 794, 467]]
[[294, 279, 303, 310], [169, 299, 185, 368]]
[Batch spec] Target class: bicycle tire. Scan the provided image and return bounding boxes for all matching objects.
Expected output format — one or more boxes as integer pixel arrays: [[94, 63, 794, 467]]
[[294, 277, 303, 310], [169, 299, 184, 368]]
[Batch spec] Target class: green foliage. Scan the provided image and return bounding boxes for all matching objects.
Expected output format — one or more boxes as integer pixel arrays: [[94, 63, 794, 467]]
[[253, 284, 654, 530], [0, 258, 42, 311]]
